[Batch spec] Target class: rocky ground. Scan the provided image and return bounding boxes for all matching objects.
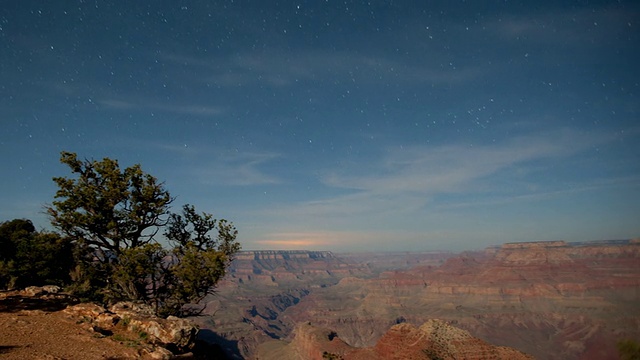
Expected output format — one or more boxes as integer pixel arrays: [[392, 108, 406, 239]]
[[0, 287, 213, 360], [0, 290, 142, 359]]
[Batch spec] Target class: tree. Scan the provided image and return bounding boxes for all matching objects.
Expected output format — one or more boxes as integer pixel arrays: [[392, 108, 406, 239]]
[[161, 204, 241, 316], [46, 152, 240, 316], [48, 151, 173, 256], [0, 219, 74, 289]]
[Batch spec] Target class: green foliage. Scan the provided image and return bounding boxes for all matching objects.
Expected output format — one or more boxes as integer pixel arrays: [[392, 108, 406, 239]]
[[46, 152, 241, 316], [47, 151, 173, 255], [618, 339, 640, 360], [322, 351, 343, 360], [157, 204, 240, 316], [66, 241, 112, 301], [109, 243, 168, 304], [0, 219, 74, 289]]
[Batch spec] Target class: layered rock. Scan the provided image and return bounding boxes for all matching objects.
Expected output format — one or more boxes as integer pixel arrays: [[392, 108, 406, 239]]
[[257, 319, 534, 360], [197, 250, 452, 358], [281, 240, 640, 360], [194, 251, 353, 358], [225, 250, 368, 288], [197, 242, 639, 359]]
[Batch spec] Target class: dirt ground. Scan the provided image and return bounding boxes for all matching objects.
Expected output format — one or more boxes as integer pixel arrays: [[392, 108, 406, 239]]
[[0, 290, 161, 359]]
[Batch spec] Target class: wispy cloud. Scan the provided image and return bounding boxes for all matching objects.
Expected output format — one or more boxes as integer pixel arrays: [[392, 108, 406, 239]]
[[489, 5, 635, 46], [121, 139, 283, 187], [251, 231, 387, 251], [160, 49, 484, 89], [190, 150, 282, 187], [326, 129, 604, 193], [253, 232, 334, 249], [248, 229, 476, 252], [263, 128, 611, 221], [438, 174, 640, 210], [98, 98, 224, 116]]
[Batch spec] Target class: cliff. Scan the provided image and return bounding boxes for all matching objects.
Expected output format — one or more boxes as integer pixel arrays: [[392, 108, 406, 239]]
[[281, 240, 640, 360], [225, 250, 365, 287], [256, 319, 534, 360], [196, 241, 639, 359], [196, 250, 374, 358]]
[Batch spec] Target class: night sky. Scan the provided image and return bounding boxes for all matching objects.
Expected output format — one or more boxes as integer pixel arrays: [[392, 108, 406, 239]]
[[1, 1, 639, 251]]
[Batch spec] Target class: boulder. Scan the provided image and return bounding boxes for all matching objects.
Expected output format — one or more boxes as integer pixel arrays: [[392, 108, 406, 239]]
[[109, 302, 199, 351], [64, 301, 199, 354], [22, 285, 62, 296]]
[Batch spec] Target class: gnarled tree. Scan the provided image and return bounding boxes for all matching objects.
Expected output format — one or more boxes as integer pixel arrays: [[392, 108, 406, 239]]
[[48, 151, 173, 256], [46, 152, 240, 316]]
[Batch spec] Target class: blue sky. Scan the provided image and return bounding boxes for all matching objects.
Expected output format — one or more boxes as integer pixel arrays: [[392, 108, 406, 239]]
[[1, 1, 639, 251]]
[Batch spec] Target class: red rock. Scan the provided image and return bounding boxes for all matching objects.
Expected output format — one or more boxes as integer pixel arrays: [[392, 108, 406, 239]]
[[257, 319, 533, 360]]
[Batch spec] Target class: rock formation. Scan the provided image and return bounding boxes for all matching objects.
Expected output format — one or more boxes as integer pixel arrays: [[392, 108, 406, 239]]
[[194, 241, 639, 359], [257, 319, 534, 360], [280, 240, 640, 360], [195, 250, 451, 358], [64, 301, 199, 354]]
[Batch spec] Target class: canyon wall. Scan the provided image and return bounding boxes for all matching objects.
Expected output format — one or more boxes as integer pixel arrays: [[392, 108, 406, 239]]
[[256, 319, 534, 360], [198, 241, 640, 359], [281, 240, 640, 360]]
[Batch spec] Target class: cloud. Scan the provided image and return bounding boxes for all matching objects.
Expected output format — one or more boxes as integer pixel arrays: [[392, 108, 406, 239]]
[[437, 174, 640, 210], [250, 231, 383, 251], [160, 49, 484, 89], [263, 128, 611, 221], [326, 128, 602, 193], [253, 232, 333, 249], [118, 139, 282, 187], [191, 150, 282, 187], [488, 4, 635, 47], [248, 229, 477, 252], [98, 98, 224, 116]]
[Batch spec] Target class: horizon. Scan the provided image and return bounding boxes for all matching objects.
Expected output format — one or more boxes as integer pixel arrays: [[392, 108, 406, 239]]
[[2, 1, 639, 252], [232, 237, 639, 253]]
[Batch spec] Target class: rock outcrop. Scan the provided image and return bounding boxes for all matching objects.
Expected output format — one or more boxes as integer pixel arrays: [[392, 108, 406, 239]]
[[257, 319, 534, 360], [0, 287, 198, 359], [64, 301, 198, 355]]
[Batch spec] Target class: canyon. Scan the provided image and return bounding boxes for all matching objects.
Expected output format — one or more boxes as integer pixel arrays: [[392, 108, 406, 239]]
[[196, 239, 640, 359]]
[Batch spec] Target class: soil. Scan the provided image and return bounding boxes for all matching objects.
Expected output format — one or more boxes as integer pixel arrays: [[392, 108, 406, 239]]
[[0, 290, 161, 359]]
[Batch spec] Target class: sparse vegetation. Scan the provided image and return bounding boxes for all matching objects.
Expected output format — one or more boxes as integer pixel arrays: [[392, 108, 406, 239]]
[[322, 351, 343, 360], [422, 348, 444, 360], [111, 332, 142, 347], [618, 339, 640, 360], [120, 316, 131, 327]]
